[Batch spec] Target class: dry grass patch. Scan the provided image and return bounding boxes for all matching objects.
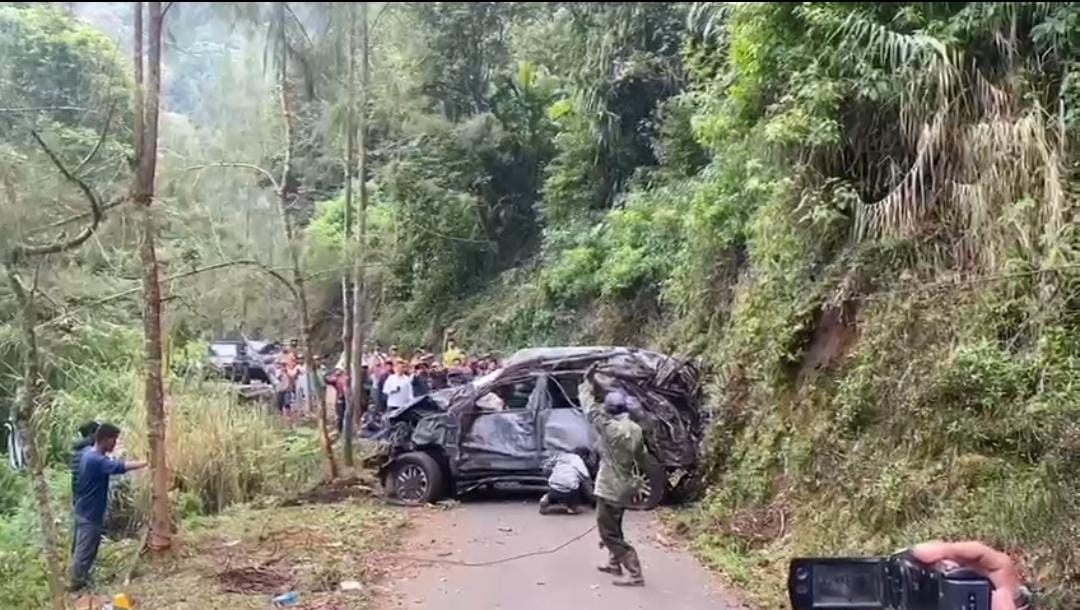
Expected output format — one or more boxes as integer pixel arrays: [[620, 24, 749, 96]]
[[119, 498, 408, 609]]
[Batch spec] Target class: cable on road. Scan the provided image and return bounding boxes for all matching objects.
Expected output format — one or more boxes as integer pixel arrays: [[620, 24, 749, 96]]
[[390, 523, 598, 568]]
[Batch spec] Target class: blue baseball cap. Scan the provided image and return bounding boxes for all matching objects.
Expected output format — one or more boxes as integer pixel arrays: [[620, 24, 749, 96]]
[[603, 390, 628, 414]]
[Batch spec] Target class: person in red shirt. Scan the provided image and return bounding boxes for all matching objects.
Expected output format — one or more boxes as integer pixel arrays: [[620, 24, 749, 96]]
[[324, 366, 349, 435], [277, 339, 300, 405]]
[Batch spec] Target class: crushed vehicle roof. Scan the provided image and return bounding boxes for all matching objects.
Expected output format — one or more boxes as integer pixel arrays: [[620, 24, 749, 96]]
[[386, 345, 705, 468], [501, 346, 628, 367]]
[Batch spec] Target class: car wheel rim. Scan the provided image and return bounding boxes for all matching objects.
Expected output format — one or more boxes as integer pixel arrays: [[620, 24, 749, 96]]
[[395, 464, 429, 503]]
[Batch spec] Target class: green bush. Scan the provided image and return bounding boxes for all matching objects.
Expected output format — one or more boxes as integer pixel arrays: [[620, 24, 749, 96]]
[[0, 322, 324, 608], [540, 242, 603, 306]]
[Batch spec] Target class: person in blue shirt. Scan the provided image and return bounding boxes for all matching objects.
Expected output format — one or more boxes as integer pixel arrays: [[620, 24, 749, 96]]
[[69, 420, 98, 495], [69, 422, 147, 592]]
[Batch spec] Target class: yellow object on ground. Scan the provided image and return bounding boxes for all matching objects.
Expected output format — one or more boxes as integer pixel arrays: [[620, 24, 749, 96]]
[[112, 593, 133, 609]]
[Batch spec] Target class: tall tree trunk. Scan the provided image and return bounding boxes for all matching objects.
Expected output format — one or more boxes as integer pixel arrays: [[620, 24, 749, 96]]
[[277, 4, 339, 480], [349, 2, 370, 438], [132, 2, 144, 165], [340, 2, 357, 467], [133, 0, 173, 551], [7, 271, 67, 610]]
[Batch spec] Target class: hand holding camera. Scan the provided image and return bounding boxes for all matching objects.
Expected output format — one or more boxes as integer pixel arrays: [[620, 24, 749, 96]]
[[789, 541, 1031, 610], [910, 542, 1028, 610]]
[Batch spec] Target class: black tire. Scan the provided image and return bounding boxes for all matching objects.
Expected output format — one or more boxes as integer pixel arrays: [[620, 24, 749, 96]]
[[627, 462, 667, 511], [386, 452, 445, 505]]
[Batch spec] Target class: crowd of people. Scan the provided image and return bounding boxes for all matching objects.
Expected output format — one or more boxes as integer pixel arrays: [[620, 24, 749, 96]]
[[318, 338, 501, 434], [365, 340, 499, 406]]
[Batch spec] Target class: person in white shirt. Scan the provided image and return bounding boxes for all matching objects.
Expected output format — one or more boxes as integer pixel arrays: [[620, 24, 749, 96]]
[[540, 447, 594, 514], [382, 359, 415, 410]]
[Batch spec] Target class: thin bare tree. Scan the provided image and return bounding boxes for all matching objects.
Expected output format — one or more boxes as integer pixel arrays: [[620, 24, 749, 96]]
[[340, 2, 358, 466], [275, 2, 340, 479], [131, 0, 173, 551], [347, 1, 371, 461]]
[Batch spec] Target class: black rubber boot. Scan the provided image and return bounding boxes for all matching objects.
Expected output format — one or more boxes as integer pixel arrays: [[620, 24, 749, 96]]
[[612, 549, 644, 586], [596, 552, 623, 576]]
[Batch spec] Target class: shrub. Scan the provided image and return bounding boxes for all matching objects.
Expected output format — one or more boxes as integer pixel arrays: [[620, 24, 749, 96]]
[[122, 382, 323, 519]]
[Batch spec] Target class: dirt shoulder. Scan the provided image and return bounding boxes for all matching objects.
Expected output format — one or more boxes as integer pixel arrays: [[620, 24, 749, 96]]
[[100, 498, 407, 610]]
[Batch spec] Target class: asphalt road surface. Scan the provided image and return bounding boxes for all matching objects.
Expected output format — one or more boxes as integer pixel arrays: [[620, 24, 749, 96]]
[[379, 496, 746, 610]]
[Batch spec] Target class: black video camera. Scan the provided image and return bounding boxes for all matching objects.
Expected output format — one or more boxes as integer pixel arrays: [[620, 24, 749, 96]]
[[789, 552, 992, 610]]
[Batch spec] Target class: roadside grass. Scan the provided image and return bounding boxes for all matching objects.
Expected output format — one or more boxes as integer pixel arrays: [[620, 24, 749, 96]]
[[111, 499, 408, 609], [662, 508, 785, 608]]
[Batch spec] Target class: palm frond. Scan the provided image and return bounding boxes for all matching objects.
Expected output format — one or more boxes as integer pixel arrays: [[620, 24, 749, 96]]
[[686, 2, 729, 45], [853, 113, 946, 241]]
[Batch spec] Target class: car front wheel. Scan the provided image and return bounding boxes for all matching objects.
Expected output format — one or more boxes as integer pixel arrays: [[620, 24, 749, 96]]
[[386, 452, 445, 505]]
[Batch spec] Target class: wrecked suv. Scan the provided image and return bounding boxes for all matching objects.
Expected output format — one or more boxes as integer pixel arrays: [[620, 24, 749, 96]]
[[375, 346, 704, 508]]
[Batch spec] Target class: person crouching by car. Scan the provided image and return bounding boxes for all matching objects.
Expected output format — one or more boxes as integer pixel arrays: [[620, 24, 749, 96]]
[[540, 448, 594, 515]]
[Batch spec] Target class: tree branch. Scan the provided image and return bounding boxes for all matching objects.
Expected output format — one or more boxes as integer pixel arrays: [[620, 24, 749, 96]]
[[74, 104, 116, 174], [36, 259, 299, 330], [6, 265, 29, 307], [185, 162, 281, 192], [0, 106, 87, 114], [10, 132, 105, 262], [283, 3, 313, 48], [370, 3, 392, 32], [24, 197, 126, 238]]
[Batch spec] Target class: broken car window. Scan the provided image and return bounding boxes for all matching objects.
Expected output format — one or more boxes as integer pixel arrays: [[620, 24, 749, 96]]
[[547, 373, 582, 408]]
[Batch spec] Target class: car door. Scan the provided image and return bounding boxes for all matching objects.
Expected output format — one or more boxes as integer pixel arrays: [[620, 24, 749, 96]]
[[537, 372, 593, 463], [458, 375, 546, 472]]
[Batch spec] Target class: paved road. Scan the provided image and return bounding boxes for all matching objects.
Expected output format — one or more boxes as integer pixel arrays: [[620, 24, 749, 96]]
[[379, 497, 746, 610]]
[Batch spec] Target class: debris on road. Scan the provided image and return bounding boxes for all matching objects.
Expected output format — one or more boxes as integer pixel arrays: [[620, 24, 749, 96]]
[[281, 474, 375, 507], [271, 590, 298, 606], [339, 580, 363, 592], [216, 564, 293, 594]]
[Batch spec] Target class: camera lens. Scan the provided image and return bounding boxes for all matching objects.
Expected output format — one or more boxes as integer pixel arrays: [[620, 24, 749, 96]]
[[795, 566, 809, 581]]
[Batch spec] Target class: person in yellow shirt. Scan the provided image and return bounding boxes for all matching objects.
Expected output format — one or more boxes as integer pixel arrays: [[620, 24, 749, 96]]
[[442, 338, 463, 368]]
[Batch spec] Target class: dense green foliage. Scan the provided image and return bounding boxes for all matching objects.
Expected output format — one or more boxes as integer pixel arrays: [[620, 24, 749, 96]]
[[3, 1, 1080, 606], [316, 2, 1080, 605], [0, 331, 322, 608]]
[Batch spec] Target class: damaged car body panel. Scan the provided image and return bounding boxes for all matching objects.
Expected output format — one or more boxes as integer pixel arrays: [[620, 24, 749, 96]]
[[376, 346, 704, 507]]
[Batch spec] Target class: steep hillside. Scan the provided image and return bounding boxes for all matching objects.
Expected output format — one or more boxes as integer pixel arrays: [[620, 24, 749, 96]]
[[356, 4, 1080, 605]]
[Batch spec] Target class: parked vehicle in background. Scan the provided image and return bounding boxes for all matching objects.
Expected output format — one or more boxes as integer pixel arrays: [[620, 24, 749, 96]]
[[374, 346, 704, 509], [207, 338, 275, 384]]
